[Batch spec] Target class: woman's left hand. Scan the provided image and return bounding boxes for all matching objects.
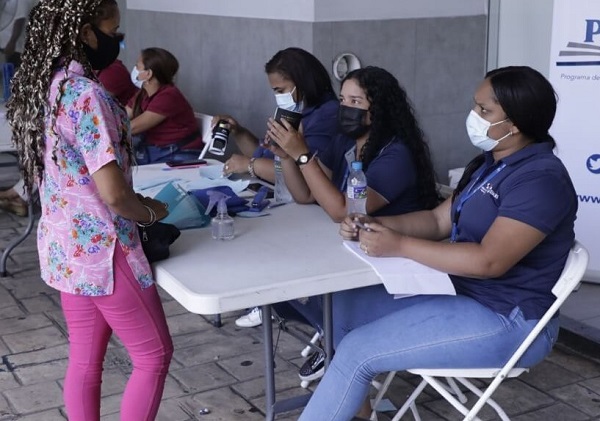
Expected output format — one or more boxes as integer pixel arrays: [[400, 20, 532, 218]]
[[266, 118, 309, 160], [358, 222, 403, 257], [138, 196, 169, 221], [223, 154, 251, 176]]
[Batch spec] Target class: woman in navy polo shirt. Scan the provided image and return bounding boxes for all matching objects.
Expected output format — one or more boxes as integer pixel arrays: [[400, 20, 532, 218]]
[[266, 66, 440, 387], [299, 66, 578, 421], [219, 47, 340, 329], [217, 47, 339, 183], [268, 66, 439, 221]]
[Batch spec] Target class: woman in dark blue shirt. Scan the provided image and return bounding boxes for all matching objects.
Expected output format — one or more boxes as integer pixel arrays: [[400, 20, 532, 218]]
[[300, 66, 578, 421], [268, 66, 439, 222], [266, 66, 440, 388], [217, 47, 339, 183]]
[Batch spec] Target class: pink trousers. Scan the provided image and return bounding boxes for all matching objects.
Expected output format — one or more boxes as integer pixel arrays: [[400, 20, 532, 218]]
[[61, 245, 173, 421]]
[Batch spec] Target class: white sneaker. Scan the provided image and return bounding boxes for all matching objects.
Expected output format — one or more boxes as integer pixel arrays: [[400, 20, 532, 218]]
[[235, 307, 263, 327]]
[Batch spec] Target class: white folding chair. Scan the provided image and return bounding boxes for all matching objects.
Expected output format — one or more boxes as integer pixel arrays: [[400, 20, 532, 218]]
[[195, 112, 215, 160], [371, 241, 589, 421]]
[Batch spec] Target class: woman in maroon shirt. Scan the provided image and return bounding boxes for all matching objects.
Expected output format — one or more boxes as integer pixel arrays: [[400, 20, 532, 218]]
[[97, 59, 138, 106], [126, 47, 202, 164]]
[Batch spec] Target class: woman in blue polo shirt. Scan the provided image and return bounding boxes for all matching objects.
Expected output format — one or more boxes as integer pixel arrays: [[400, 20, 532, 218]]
[[299, 66, 578, 421], [217, 47, 339, 183], [266, 66, 440, 386], [218, 47, 340, 329], [268, 66, 439, 221]]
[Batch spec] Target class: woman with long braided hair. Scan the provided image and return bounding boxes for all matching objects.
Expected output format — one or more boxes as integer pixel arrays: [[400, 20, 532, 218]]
[[7, 1, 173, 419]]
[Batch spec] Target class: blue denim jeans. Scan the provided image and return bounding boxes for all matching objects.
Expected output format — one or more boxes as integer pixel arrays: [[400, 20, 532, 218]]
[[133, 135, 201, 165], [284, 284, 418, 347], [298, 294, 559, 421]]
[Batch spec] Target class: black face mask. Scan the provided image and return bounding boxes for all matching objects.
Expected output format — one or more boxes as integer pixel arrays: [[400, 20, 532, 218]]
[[83, 26, 122, 71], [338, 105, 370, 139]]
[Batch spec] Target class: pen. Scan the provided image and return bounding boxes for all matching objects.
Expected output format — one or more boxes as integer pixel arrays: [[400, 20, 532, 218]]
[[267, 202, 287, 209]]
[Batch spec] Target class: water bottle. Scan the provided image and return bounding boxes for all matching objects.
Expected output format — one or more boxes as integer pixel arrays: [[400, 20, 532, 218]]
[[274, 155, 293, 204], [346, 161, 367, 215]]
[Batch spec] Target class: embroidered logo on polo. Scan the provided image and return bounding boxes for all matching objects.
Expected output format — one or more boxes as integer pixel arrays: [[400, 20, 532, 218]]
[[480, 182, 499, 199]]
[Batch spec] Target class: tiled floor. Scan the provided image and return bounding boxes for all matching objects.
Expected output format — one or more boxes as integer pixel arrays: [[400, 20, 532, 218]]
[[3, 160, 600, 420]]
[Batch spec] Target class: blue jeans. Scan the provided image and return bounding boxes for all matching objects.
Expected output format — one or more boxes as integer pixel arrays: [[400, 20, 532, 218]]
[[298, 294, 559, 421], [283, 284, 414, 347], [133, 135, 201, 165]]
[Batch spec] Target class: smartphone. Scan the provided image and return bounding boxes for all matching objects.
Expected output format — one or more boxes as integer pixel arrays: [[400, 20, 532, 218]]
[[165, 159, 207, 168]]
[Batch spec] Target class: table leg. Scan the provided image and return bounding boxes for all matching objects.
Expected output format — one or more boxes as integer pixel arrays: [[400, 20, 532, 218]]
[[322, 292, 333, 368], [262, 305, 276, 421], [262, 304, 313, 420], [211, 314, 222, 327], [1, 200, 35, 277]]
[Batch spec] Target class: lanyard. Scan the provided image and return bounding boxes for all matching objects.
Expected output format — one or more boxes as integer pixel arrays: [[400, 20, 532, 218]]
[[341, 146, 356, 192], [450, 162, 506, 242]]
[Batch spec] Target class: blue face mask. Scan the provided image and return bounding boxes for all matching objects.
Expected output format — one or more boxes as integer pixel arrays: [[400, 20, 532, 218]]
[[130, 66, 145, 89], [275, 86, 300, 111], [465, 110, 511, 151]]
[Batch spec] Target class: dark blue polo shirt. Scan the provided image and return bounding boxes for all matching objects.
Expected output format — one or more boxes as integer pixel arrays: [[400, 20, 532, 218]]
[[450, 142, 577, 319], [253, 94, 339, 159], [319, 134, 422, 217]]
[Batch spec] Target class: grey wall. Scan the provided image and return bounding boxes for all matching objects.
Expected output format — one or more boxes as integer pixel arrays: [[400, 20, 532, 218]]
[[121, 9, 487, 183]]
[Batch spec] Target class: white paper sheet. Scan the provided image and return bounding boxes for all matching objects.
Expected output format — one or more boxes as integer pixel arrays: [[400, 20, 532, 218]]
[[343, 241, 455, 297], [133, 162, 250, 197]]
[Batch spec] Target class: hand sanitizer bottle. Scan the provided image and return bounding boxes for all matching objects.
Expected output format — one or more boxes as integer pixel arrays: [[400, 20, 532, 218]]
[[205, 191, 234, 240]]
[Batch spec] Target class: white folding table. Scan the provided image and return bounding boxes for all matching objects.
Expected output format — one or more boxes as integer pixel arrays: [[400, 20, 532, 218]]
[[133, 163, 381, 419], [153, 203, 380, 419]]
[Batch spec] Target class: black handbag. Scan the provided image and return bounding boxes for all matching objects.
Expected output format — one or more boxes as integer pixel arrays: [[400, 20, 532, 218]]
[[139, 222, 181, 263]]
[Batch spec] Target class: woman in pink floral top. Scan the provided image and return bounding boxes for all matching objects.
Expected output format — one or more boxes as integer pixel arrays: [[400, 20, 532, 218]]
[[7, 1, 173, 419]]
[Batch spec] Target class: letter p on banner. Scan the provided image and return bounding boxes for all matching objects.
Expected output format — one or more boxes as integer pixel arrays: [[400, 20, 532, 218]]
[[584, 19, 600, 42]]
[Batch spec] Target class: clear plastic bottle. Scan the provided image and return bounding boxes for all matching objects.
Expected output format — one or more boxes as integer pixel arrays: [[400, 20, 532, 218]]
[[211, 197, 234, 240], [346, 161, 367, 215], [205, 191, 235, 240], [274, 155, 293, 204]]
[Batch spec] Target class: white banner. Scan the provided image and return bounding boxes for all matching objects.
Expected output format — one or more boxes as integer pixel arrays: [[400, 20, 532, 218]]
[[549, 0, 600, 281]]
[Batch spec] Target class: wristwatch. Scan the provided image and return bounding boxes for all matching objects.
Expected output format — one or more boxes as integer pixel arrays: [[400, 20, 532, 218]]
[[296, 152, 313, 166]]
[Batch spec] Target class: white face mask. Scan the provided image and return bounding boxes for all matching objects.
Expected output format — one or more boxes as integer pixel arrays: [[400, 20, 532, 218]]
[[465, 110, 511, 151], [130, 66, 145, 89], [274, 86, 299, 111]]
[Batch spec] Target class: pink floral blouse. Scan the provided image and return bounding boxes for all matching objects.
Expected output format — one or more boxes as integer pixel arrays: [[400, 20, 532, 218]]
[[37, 61, 153, 295]]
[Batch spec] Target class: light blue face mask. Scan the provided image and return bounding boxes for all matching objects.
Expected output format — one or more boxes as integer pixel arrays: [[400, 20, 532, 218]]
[[153, 182, 210, 229], [130, 66, 145, 89], [275, 86, 300, 111], [465, 110, 511, 151]]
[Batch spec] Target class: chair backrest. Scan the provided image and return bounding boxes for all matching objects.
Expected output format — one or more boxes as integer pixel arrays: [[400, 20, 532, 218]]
[[195, 112, 214, 160], [504, 240, 588, 368], [551, 240, 588, 300], [464, 240, 589, 419]]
